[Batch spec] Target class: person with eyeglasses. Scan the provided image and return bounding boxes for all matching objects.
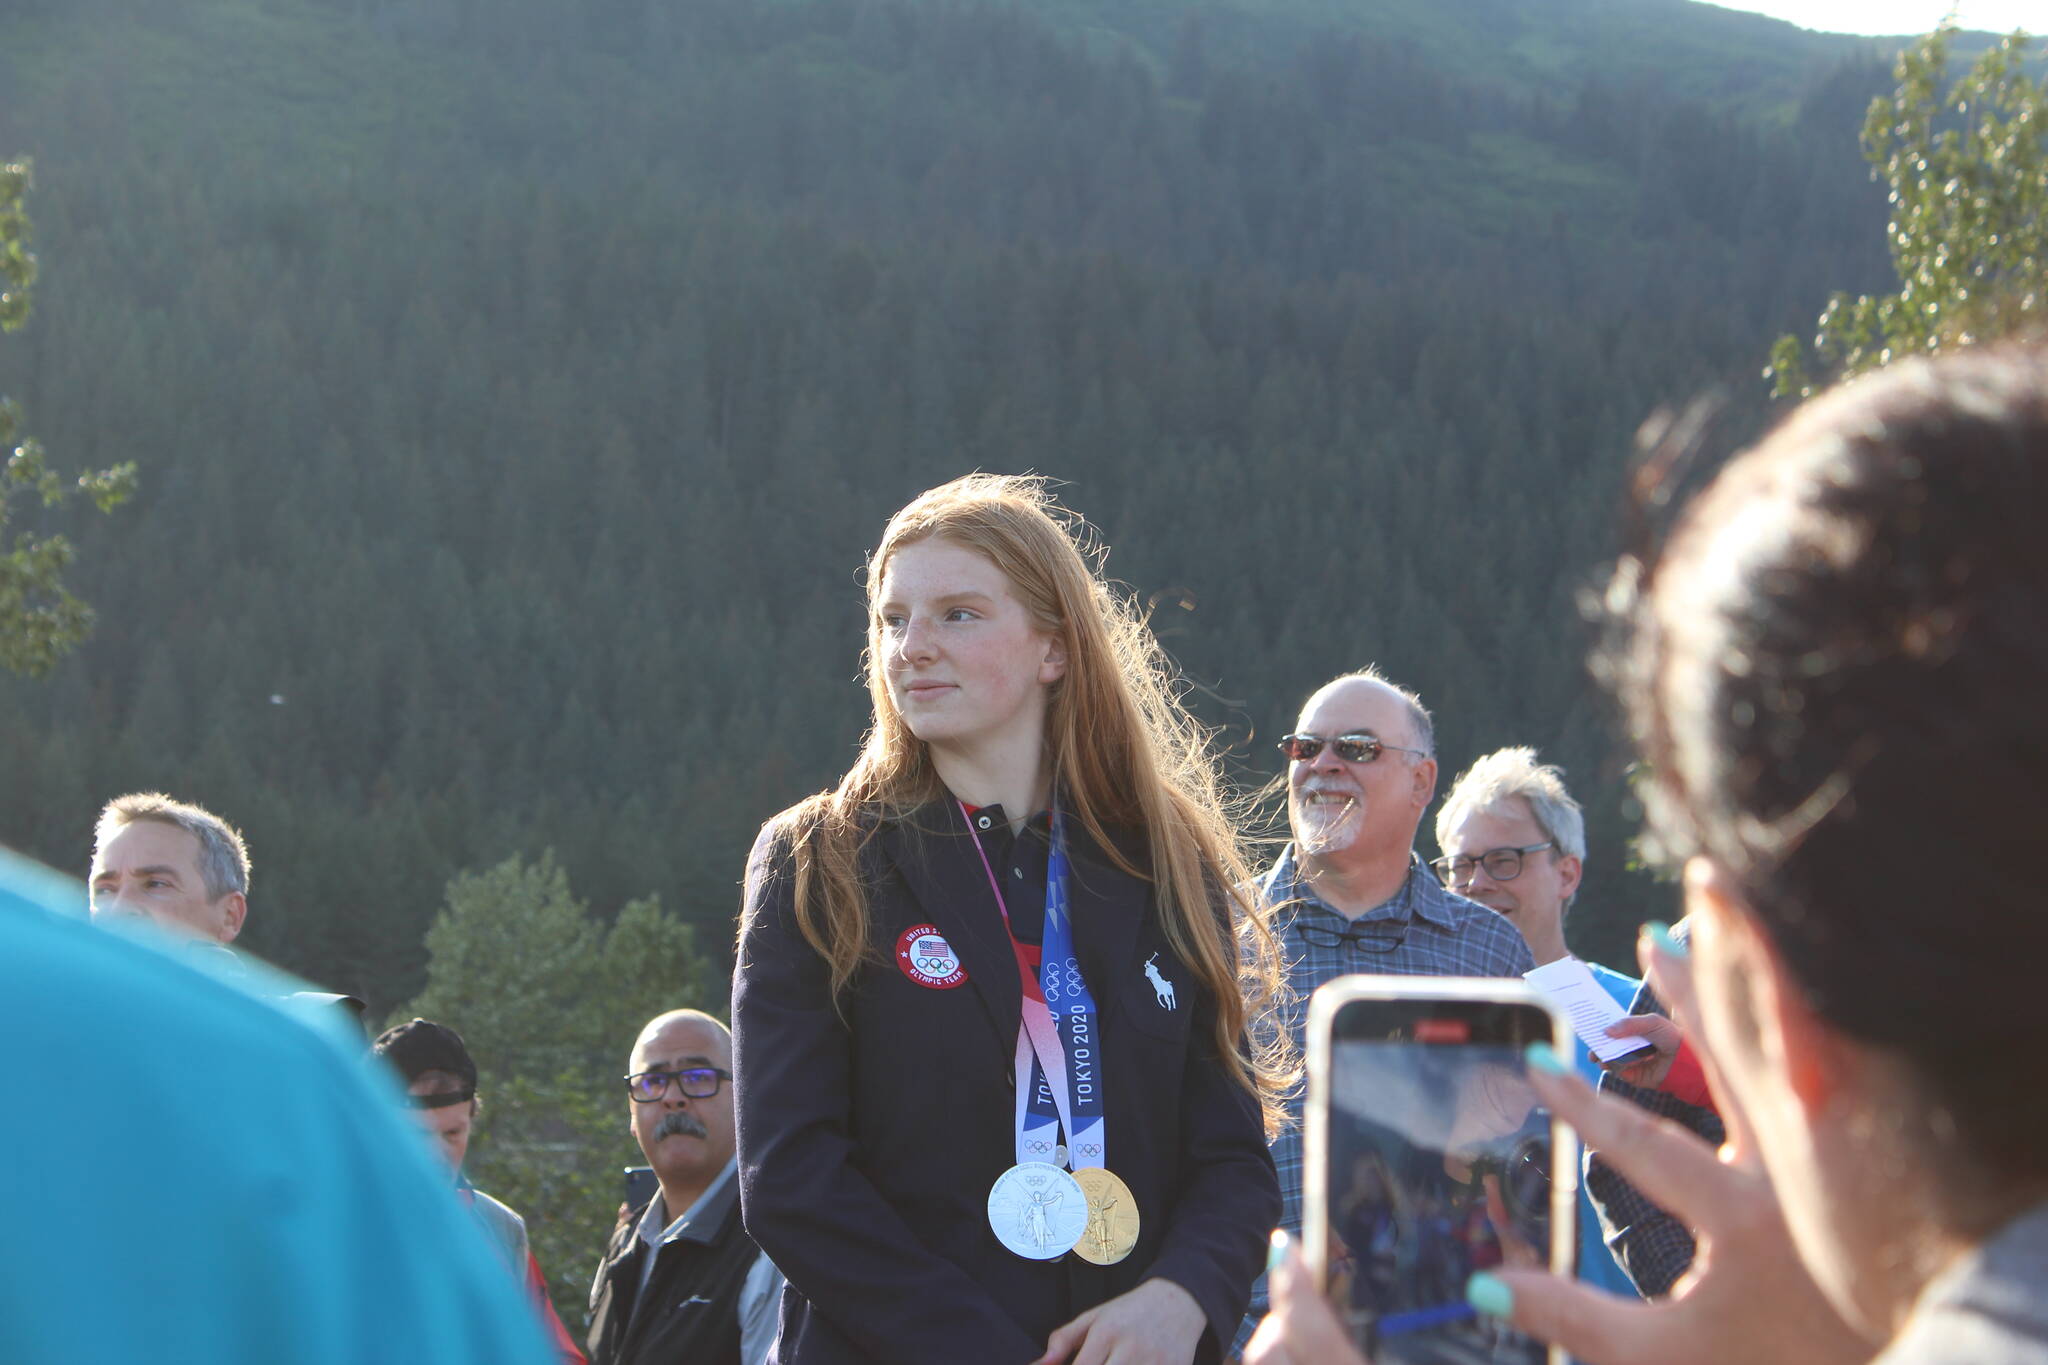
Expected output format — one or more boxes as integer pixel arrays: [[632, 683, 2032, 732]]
[[587, 1009, 784, 1365], [732, 475, 1286, 1365], [1236, 669, 1534, 1352], [1251, 346, 2048, 1365], [1434, 747, 1646, 1303]]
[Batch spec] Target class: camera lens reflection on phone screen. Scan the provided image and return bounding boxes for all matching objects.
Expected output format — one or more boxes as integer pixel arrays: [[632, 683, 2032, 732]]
[[1326, 1039, 1551, 1364]]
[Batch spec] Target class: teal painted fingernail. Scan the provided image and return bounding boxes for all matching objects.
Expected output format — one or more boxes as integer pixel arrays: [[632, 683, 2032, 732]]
[[1267, 1228, 1290, 1272], [1644, 920, 1688, 959], [1467, 1271, 1513, 1318], [1525, 1041, 1570, 1076]]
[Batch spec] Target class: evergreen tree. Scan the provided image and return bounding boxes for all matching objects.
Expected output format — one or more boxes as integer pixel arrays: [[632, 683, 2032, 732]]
[[400, 853, 725, 1326]]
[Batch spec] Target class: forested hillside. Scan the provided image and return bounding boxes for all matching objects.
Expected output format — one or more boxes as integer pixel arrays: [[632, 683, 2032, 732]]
[[0, 0, 1904, 1009]]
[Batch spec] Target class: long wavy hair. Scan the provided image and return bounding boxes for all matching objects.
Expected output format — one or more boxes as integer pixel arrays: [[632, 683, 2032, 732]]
[[761, 474, 1290, 1133]]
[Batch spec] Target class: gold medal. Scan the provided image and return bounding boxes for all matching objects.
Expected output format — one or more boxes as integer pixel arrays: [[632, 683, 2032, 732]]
[[1072, 1167, 1139, 1265]]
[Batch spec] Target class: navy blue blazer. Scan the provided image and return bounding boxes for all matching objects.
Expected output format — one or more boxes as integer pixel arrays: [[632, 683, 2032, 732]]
[[732, 800, 1278, 1365]]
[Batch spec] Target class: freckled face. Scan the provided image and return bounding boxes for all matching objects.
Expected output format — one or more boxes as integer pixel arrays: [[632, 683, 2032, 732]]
[[874, 539, 1065, 757]]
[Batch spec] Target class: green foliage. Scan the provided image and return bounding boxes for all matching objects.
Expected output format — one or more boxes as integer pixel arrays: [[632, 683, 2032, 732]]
[[1770, 26, 2047, 398], [399, 853, 725, 1332], [0, 0, 1904, 1001], [0, 160, 34, 332], [0, 156, 136, 677]]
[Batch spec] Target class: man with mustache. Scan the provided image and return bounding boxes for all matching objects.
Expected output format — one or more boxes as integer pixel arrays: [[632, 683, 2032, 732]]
[[587, 1010, 783, 1365], [1237, 669, 1533, 1347]]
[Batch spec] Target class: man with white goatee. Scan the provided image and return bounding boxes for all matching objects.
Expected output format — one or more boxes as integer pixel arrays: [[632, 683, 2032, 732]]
[[1236, 669, 1532, 1347]]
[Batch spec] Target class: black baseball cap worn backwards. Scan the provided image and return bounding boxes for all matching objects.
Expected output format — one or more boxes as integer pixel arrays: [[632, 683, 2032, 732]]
[[374, 1017, 477, 1109]]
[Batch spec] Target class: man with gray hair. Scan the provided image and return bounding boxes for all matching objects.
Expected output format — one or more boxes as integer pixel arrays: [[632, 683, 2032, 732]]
[[88, 791, 366, 1025], [1238, 670, 1533, 1346], [89, 791, 251, 945], [1433, 746, 1601, 972], [1434, 746, 1642, 1297]]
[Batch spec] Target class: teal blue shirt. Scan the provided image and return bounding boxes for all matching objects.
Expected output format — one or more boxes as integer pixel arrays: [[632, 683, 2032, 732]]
[[0, 846, 557, 1365], [1570, 958, 1645, 1298]]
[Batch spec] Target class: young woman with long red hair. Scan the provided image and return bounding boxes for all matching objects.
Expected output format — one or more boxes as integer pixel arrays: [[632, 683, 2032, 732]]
[[734, 475, 1287, 1365]]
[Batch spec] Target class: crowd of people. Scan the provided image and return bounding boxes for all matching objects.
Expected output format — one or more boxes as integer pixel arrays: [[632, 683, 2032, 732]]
[[10, 346, 2046, 1365]]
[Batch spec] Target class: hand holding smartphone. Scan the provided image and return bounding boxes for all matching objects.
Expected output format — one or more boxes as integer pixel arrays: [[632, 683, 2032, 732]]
[[1305, 977, 1575, 1365]]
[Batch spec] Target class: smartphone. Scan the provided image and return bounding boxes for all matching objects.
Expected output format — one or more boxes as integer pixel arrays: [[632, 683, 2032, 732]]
[[623, 1165, 659, 1211], [1306, 977, 1576, 1365]]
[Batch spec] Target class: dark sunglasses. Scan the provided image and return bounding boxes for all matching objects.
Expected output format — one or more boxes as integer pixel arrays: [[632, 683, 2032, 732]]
[[1279, 732, 1429, 764], [623, 1067, 733, 1103]]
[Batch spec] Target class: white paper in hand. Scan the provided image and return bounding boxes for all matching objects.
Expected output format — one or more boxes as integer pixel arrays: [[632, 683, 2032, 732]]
[[1523, 957, 1650, 1065]]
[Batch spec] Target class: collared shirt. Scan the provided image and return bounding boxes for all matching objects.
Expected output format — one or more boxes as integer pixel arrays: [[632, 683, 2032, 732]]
[[1238, 845, 1535, 1343], [626, 1159, 782, 1365], [1259, 845, 1536, 1235], [957, 802, 1052, 945]]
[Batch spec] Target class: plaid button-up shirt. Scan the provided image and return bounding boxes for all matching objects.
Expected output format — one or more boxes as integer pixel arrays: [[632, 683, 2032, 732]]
[[1586, 945, 1723, 1297], [1237, 844, 1535, 1344]]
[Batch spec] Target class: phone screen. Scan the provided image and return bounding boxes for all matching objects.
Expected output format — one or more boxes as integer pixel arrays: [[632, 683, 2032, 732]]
[[1319, 997, 1563, 1364]]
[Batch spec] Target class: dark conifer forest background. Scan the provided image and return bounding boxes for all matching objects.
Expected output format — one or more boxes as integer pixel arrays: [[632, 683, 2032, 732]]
[[2, 0, 1919, 1012]]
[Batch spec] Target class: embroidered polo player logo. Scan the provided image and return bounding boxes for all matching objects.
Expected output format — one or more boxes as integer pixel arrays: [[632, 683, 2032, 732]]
[[1144, 953, 1177, 1010]]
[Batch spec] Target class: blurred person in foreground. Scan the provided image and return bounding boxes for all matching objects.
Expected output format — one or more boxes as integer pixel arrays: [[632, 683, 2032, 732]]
[[1433, 746, 1639, 1298], [374, 1018, 586, 1364], [586, 1009, 781, 1365], [0, 844, 557, 1365], [1249, 347, 2048, 1365]]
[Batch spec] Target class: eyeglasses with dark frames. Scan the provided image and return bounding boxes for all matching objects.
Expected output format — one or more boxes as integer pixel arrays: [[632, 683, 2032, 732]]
[[1292, 917, 1412, 954], [1430, 842, 1555, 887], [1278, 732, 1429, 765], [623, 1067, 734, 1103]]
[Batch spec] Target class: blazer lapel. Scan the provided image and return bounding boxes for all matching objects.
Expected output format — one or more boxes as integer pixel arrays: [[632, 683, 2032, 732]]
[[876, 801, 1022, 1066]]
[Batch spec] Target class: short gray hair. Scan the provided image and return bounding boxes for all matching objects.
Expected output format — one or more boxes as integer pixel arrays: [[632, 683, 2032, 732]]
[[1435, 747, 1585, 862], [1318, 667, 1435, 757], [94, 792, 251, 901]]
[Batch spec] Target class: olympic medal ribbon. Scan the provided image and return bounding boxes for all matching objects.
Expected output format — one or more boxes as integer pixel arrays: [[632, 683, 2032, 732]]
[[1040, 809, 1106, 1170], [961, 801, 1078, 1168]]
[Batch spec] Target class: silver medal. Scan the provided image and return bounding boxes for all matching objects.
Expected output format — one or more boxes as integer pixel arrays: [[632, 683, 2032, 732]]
[[987, 1162, 1088, 1260]]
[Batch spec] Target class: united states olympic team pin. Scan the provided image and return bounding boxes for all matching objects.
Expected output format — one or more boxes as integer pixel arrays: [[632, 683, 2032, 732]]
[[895, 924, 967, 989]]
